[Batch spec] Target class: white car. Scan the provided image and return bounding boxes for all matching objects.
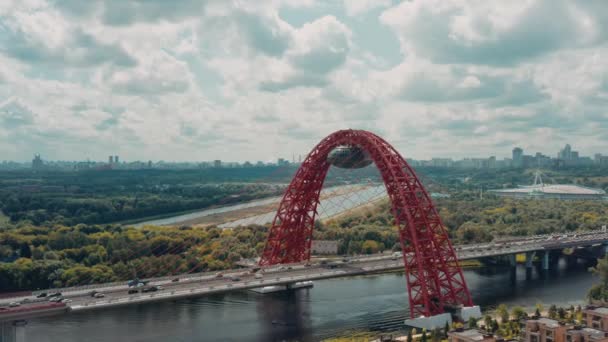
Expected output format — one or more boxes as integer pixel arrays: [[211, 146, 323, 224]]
[[94, 293, 105, 298], [8, 302, 20, 307]]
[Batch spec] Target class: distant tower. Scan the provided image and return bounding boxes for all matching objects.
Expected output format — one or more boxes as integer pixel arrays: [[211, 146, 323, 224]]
[[114, 155, 119, 164], [108, 156, 113, 164], [512, 147, 523, 168], [32, 154, 43, 170]]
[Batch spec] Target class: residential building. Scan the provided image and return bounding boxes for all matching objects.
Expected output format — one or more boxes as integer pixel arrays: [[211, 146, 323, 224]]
[[583, 307, 608, 331], [32, 154, 44, 169], [524, 318, 571, 342], [566, 327, 608, 342]]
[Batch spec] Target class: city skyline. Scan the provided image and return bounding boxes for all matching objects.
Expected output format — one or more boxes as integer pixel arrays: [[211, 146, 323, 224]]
[[1, 2, 608, 162], [3, 141, 606, 169]]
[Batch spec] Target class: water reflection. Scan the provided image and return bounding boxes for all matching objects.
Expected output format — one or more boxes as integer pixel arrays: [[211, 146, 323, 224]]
[[257, 290, 313, 342]]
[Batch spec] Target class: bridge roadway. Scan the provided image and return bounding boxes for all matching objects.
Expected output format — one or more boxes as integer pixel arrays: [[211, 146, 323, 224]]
[[2, 229, 608, 321]]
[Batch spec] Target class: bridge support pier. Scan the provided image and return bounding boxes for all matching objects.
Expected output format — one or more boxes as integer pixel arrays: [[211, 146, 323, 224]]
[[542, 251, 550, 271], [1, 320, 27, 342], [509, 254, 517, 283], [525, 252, 536, 280], [525, 252, 536, 269]]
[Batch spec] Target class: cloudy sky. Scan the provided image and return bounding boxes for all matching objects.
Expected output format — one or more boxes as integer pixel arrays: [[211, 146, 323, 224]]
[[1, 0, 607, 162]]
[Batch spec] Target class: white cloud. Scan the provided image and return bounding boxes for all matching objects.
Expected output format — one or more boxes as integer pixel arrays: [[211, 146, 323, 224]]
[[343, 0, 392, 17], [0, 0, 607, 162]]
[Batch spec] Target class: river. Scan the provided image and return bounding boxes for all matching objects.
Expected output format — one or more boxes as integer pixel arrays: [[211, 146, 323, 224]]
[[26, 260, 596, 342]]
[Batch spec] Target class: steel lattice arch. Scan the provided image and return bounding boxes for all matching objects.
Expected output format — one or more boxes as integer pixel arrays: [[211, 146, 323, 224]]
[[259, 129, 473, 317]]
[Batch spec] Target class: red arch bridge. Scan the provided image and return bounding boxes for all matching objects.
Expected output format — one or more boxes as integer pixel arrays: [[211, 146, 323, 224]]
[[259, 129, 472, 317]]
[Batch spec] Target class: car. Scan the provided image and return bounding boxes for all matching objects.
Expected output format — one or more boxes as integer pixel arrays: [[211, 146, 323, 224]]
[[142, 286, 162, 293], [8, 302, 20, 307], [48, 292, 62, 297], [171, 278, 180, 282], [254, 273, 263, 279], [128, 289, 139, 295], [89, 291, 99, 297], [215, 272, 224, 278], [61, 299, 72, 303], [94, 292, 105, 298], [22, 298, 31, 303], [36, 293, 47, 298], [304, 263, 312, 267], [230, 276, 241, 282], [49, 297, 63, 302]]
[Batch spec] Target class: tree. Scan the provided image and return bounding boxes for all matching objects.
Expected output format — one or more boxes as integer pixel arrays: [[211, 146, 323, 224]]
[[484, 315, 493, 331], [548, 305, 558, 319], [497, 304, 509, 322], [421, 329, 427, 342], [361, 240, 380, 254], [444, 321, 450, 337], [535, 302, 544, 315], [407, 329, 413, 342], [558, 307, 566, 319], [511, 306, 526, 321], [491, 320, 499, 333], [468, 316, 478, 329], [589, 255, 608, 301], [534, 308, 541, 318]]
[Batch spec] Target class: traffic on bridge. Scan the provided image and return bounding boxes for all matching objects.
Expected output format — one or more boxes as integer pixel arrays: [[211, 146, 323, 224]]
[[2, 229, 607, 323]]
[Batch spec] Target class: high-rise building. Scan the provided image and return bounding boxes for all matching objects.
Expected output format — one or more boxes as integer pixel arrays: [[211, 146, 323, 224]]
[[114, 155, 119, 164], [559, 144, 572, 160], [214, 160, 222, 168], [32, 154, 43, 170], [108, 156, 113, 164], [512, 147, 523, 167]]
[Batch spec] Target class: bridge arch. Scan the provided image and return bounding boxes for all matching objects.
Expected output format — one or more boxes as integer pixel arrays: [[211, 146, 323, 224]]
[[259, 129, 472, 317]]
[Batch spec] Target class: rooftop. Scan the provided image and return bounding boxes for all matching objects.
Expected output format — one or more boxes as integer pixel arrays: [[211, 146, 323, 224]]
[[587, 307, 608, 315], [535, 318, 561, 328], [490, 184, 606, 195], [449, 329, 488, 341], [582, 328, 607, 339]]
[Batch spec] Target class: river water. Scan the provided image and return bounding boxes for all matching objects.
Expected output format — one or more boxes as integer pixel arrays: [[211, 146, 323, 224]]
[[27, 260, 596, 342]]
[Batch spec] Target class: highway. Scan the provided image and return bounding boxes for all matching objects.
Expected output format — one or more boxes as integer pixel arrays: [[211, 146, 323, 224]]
[[2, 229, 608, 321]]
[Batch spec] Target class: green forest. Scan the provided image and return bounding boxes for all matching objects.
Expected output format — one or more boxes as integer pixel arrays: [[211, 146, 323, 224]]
[[2, 167, 608, 291], [2, 193, 608, 291]]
